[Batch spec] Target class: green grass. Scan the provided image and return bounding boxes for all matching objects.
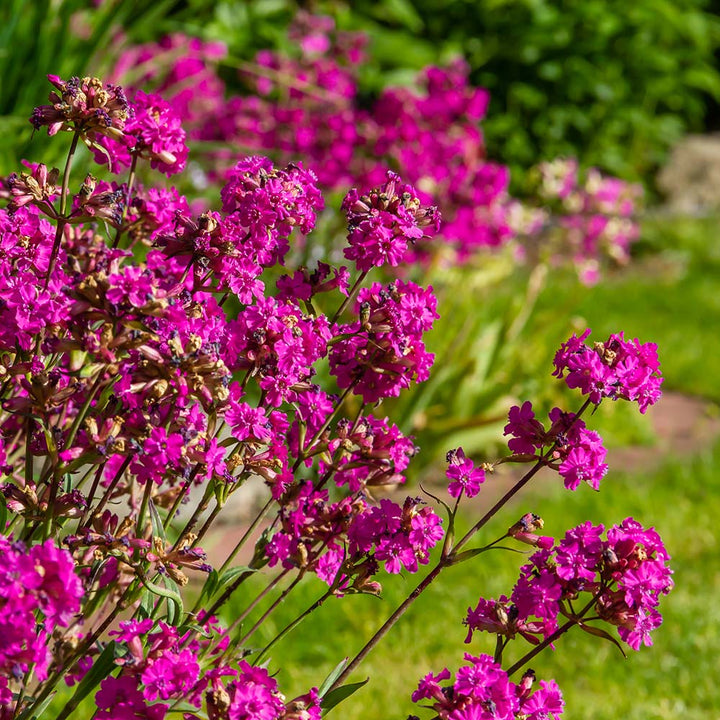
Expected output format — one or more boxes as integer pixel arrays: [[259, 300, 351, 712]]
[[220, 438, 720, 719]]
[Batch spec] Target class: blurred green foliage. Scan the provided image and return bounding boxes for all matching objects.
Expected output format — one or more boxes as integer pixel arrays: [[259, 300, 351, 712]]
[[4, 0, 719, 186], [0, 0, 189, 170], [331, 0, 720, 185]]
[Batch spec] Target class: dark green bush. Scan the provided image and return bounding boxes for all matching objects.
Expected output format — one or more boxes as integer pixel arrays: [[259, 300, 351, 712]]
[[331, 0, 720, 185]]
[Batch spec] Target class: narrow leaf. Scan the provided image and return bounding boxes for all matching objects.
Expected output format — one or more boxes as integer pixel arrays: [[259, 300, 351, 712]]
[[148, 500, 166, 543], [320, 679, 369, 713], [0, 494, 7, 534], [23, 692, 55, 720], [578, 623, 627, 657], [215, 565, 257, 593], [318, 658, 349, 698], [58, 640, 119, 717]]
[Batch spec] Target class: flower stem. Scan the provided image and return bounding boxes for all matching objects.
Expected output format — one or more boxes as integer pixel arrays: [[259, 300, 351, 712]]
[[45, 130, 80, 286], [453, 397, 593, 554], [326, 561, 444, 693], [208, 568, 291, 662], [330, 270, 368, 324], [112, 152, 139, 249], [216, 497, 274, 576], [505, 589, 601, 676], [293, 383, 355, 470], [253, 582, 335, 667]]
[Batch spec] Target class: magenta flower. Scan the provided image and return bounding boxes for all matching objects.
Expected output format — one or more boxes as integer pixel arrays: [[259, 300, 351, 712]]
[[30, 75, 131, 141], [342, 171, 440, 271], [97, 90, 189, 176], [466, 518, 672, 651], [95, 676, 168, 720], [553, 329, 663, 412], [329, 280, 438, 403], [446, 447, 485, 498]]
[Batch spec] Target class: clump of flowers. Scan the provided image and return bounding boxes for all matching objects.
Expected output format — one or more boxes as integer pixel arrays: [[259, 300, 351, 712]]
[[503, 402, 608, 490], [95, 89, 189, 175], [329, 279, 439, 403], [31, 74, 131, 143], [553, 329, 663, 413], [109, 13, 642, 280], [0, 69, 672, 720], [342, 171, 441, 271], [412, 655, 564, 720], [465, 518, 673, 651]]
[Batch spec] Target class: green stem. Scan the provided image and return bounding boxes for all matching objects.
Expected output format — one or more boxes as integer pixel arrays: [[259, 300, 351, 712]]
[[163, 472, 197, 532], [191, 501, 223, 547], [505, 590, 600, 676], [329, 270, 368, 325], [453, 397, 593, 554], [326, 562, 444, 693], [215, 497, 273, 578], [293, 383, 355, 470], [136, 479, 154, 537], [45, 130, 80, 286], [64, 368, 105, 450], [201, 566, 257, 622], [81, 455, 132, 527], [171, 481, 215, 552], [112, 152, 139, 249], [253, 583, 335, 667], [210, 567, 291, 662]]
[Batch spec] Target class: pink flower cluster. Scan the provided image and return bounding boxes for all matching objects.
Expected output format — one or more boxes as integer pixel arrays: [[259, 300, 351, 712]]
[[107, 13, 642, 276], [0, 538, 82, 683], [330, 280, 438, 403], [412, 654, 564, 720], [0, 203, 67, 351], [92, 618, 321, 720], [0, 71, 450, 708], [31, 74, 130, 142], [96, 89, 189, 176], [537, 158, 642, 284], [465, 518, 673, 651], [553, 329, 663, 413], [342, 171, 440, 271], [503, 402, 608, 490], [266, 484, 443, 584]]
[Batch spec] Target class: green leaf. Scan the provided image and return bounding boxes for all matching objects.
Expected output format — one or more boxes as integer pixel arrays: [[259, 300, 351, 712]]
[[0, 493, 6, 534], [139, 574, 183, 622], [215, 565, 258, 594], [136, 588, 154, 620], [578, 623, 628, 657], [96, 375, 121, 410], [318, 658, 349, 698], [148, 499, 166, 543], [320, 679, 369, 713], [165, 576, 184, 624], [197, 568, 219, 605], [20, 691, 55, 720]]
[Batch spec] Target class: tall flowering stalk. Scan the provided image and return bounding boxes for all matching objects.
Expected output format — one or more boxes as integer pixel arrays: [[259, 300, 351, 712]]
[[0, 72, 671, 720]]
